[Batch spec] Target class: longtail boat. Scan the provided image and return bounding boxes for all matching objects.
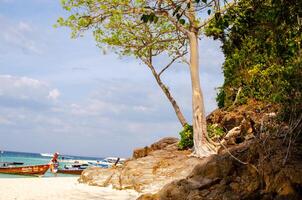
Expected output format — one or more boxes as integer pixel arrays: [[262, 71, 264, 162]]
[[57, 163, 88, 175], [0, 163, 50, 176]]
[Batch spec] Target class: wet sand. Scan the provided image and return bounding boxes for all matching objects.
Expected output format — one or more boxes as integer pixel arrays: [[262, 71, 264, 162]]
[[0, 177, 139, 200]]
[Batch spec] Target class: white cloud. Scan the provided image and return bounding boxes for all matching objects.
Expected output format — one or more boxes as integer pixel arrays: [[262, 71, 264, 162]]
[[0, 17, 41, 54], [0, 74, 60, 105], [48, 89, 60, 100]]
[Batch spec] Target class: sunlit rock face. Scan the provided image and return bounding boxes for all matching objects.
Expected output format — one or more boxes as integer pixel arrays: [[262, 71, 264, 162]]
[[79, 137, 201, 193]]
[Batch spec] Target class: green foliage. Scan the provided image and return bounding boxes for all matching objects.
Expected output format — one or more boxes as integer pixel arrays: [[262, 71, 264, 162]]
[[178, 124, 225, 150], [207, 124, 225, 139], [57, 0, 187, 62], [205, 0, 302, 117], [140, 0, 216, 26], [178, 124, 193, 150]]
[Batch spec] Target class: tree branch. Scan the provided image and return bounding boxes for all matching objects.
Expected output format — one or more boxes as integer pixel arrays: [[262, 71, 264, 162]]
[[158, 51, 188, 77]]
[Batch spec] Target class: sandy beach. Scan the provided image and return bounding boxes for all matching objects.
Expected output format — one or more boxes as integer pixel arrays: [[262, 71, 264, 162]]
[[0, 177, 139, 200]]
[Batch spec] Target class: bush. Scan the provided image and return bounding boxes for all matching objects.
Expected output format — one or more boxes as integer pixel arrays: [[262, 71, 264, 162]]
[[178, 124, 226, 150], [205, 0, 302, 118], [207, 124, 225, 139], [178, 124, 193, 150]]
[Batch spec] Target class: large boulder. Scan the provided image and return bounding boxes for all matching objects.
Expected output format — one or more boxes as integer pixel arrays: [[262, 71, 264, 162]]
[[79, 137, 201, 193]]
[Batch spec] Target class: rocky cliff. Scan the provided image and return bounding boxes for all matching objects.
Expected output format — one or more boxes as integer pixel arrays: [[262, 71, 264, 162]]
[[138, 101, 302, 200]]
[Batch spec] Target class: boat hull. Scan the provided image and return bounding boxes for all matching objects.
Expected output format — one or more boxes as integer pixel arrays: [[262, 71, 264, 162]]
[[0, 164, 50, 176], [57, 169, 83, 175]]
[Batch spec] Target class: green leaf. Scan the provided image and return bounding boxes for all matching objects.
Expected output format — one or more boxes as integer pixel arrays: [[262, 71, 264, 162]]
[[207, 9, 211, 15], [179, 19, 185, 25], [153, 16, 158, 23], [149, 13, 154, 23], [140, 14, 149, 23]]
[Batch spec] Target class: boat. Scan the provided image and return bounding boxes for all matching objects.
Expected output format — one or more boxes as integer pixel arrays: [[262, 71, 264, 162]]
[[40, 153, 53, 157], [57, 163, 89, 175], [88, 157, 126, 168], [0, 163, 50, 176], [0, 162, 24, 166]]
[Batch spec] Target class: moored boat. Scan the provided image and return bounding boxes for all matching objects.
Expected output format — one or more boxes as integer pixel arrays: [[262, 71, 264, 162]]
[[57, 163, 89, 175], [40, 153, 53, 157], [88, 157, 126, 168], [0, 163, 50, 176]]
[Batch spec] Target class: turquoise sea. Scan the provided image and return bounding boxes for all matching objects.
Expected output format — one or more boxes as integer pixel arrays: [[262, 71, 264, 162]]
[[0, 151, 103, 178]]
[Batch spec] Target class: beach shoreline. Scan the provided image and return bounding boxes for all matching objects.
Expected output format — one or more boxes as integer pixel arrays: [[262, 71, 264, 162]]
[[0, 177, 139, 200]]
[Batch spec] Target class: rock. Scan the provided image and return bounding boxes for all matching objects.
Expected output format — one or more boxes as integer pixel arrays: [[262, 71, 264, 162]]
[[142, 137, 302, 200], [137, 194, 159, 200], [133, 137, 179, 159], [133, 146, 151, 159], [79, 137, 200, 193], [150, 137, 179, 151], [80, 101, 300, 200]]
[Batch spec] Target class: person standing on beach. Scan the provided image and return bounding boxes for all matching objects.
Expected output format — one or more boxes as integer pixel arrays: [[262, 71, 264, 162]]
[[50, 152, 59, 176]]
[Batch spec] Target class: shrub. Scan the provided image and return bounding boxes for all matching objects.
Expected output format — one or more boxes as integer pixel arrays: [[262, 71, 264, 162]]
[[178, 124, 193, 150], [207, 124, 225, 139], [178, 124, 225, 150]]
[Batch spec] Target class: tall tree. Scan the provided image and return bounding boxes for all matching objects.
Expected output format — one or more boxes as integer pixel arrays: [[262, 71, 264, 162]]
[[58, 0, 188, 127], [141, 0, 235, 156], [58, 0, 232, 157]]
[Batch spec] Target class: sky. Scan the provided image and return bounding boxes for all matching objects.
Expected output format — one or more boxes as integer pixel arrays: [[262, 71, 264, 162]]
[[0, 0, 224, 157]]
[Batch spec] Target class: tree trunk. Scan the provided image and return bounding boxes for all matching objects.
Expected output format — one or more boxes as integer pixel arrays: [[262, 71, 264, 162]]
[[188, 32, 216, 157], [146, 62, 188, 127]]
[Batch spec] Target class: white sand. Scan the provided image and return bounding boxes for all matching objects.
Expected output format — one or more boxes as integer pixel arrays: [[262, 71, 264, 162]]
[[0, 177, 139, 200]]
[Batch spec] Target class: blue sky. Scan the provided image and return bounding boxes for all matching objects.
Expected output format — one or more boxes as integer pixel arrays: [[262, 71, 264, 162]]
[[0, 0, 224, 157]]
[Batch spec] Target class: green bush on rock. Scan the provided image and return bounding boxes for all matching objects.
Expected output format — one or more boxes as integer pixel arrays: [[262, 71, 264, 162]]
[[178, 124, 193, 150], [178, 124, 225, 150]]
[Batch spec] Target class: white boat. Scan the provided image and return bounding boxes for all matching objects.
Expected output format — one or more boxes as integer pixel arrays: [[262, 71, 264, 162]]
[[40, 153, 53, 157], [88, 157, 126, 168]]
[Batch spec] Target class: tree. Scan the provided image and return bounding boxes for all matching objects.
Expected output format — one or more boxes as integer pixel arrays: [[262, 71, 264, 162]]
[[58, 0, 188, 127], [58, 0, 233, 157], [140, 0, 234, 156]]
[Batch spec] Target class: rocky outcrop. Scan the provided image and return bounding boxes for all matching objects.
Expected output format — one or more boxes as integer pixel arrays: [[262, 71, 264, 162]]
[[79, 100, 302, 200], [133, 137, 179, 159], [137, 101, 302, 199], [138, 137, 302, 200], [207, 100, 280, 151], [79, 137, 201, 193]]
